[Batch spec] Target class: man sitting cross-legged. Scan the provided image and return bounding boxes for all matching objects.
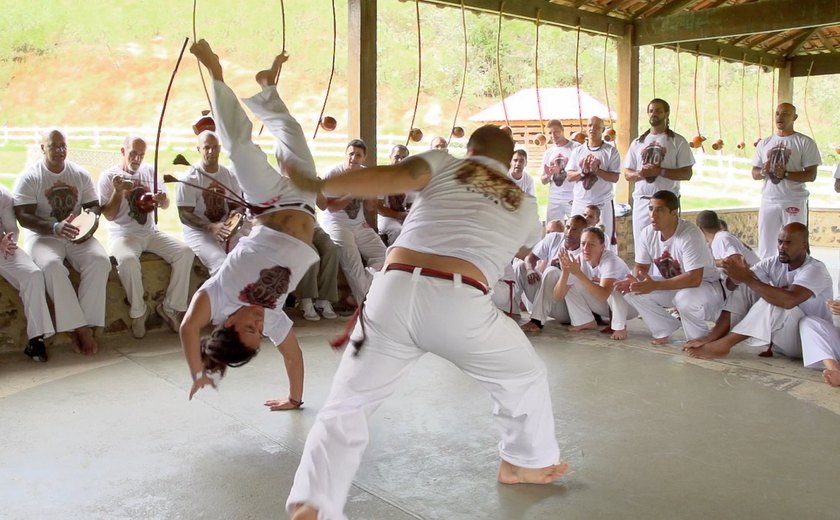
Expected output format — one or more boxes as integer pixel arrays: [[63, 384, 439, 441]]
[[683, 223, 832, 359], [799, 293, 840, 387]]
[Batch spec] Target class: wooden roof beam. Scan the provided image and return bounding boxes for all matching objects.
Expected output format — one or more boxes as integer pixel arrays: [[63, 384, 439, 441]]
[[790, 52, 840, 76], [662, 40, 785, 68], [649, 0, 698, 17], [785, 29, 819, 56], [636, 0, 840, 46]]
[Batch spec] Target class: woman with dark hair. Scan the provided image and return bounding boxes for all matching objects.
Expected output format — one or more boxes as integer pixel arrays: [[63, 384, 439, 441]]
[[181, 40, 320, 410]]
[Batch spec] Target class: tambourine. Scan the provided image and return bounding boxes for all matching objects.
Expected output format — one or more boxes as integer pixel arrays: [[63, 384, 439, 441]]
[[223, 212, 245, 236], [69, 211, 99, 244]]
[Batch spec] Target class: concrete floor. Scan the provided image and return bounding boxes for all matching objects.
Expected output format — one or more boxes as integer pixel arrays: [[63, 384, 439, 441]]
[[2, 247, 838, 520]]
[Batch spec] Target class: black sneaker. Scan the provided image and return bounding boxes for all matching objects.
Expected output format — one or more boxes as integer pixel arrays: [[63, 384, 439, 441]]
[[24, 336, 48, 362]]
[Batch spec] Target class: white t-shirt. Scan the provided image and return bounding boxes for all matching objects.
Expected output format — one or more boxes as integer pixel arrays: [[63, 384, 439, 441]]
[[394, 150, 541, 286], [710, 230, 759, 266], [320, 164, 367, 226], [542, 141, 580, 203], [752, 132, 821, 202], [176, 164, 242, 223], [567, 249, 630, 287], [531, 232, 580, 263], [567, 142, 621, 204], [0, 185, 19, 236], [751, 255, 833, 321], [201, 225, 318, 344], [98, 164, 167, 237], [13, 160, 99, 240], [624, 131, 695, 199], [636, 219, 719, 283], [509, 171, 536, 196]]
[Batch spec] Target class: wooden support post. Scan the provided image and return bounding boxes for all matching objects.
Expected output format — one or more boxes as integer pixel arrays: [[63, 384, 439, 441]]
[[615, 24, 639, 205], [777, 61, 793, 104], [348, 0, 377, 165]]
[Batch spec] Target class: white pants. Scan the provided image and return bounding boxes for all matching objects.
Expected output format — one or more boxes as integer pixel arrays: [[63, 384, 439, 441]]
[[757, 199, 807, 259], [322, 220, 385, 304], [546, 197, 573, 223], [0, 249, 55, 339], [27, 235, 110, 331], [730, 297, 805, 357], [623, 280, 723, 340], [529, 266, 569, 324], [799, 316, 840, 368], [632, 194, 653, 260], [564, 283, 638, 329], [491, 263, 520, 315], [377, 215, 402, 246], [571, 198, 616, 250], [110, 232, 194, 319], [287, 269, 560, 520], [182, 227, 244, 275]]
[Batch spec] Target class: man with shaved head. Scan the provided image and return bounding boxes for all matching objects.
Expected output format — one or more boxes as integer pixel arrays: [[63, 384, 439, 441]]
[[752, 103, 821, 259], [684, 222, 832, 359], [541, 119, 580, 223], [13, 129, 111, 355]]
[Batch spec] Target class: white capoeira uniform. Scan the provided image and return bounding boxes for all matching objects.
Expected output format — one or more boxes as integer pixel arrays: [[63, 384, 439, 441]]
[[376, 193, 408, 246], [521, 235, 581, 326], [321, 164, 386, 304], [13, 160, 110, 332], [0, 186, 54, 340], [752, 133, 821, 259], [624, 220, 723, 341], [176, 163, 245, 274], [563, 249, 638, 330], [800, 293, 840, 368], [725, 255, 833, 357], [567, 142, 621, 249], [509, 170, 536, 196], [201, 79, 321, 339], [543, 141, 579, 222], [624, 131, 695, 260], [288, 150, 558, 520], [98, 164, 194, 320], [710, 230, 759, 266]]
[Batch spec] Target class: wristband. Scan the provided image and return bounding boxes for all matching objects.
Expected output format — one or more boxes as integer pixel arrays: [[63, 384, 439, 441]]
[[52, 222, 60, 235], [192, 370, 206, 382]]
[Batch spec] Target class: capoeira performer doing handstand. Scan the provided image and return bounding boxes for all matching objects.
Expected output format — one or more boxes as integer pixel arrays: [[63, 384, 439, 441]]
[[799, 290, 840, 387], [284, 125, 568, 520], [182, 40, 319, 411]]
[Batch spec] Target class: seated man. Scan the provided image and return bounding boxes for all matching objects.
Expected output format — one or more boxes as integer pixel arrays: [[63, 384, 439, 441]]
[[177, 130, 247, 275], [13, 129, 111, 355], [375, 144, 410, 246], [295, 223, 339, 321], [799, 294, 840, 386], [555, 226, 638, 340], [183, 40, 321, 411], [583, 204, 601, 228], [99, 136, 195, 339], [1, 185, 55, 361], [614, 190, 723, 345], [319, 139, 386, 305], [520, 215, 586, 333], [684, 223, 832, 359], [508, 149, 535, 196]]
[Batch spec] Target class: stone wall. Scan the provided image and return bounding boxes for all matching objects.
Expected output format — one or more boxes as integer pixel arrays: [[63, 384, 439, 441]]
[[0, 254, 209, 353]]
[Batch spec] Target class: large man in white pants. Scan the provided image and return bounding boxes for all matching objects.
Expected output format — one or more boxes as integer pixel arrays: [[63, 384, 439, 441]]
[[319, 139, 386, 305], [555, 226, 638, 340], [751, 103, 821, 259], [623, 99, 694, 260], [99, 137, 195, 339], [615, 191, 723, 344], [13, 129, 110, 355], [285, 126, 568, 520], [567, 116, 620, 249], [684, 223, 832, 359], [177, 130, 246, 275], [1, 185, 55, 361], [541, 119, 579, 222], [799, 294, 840, 387]]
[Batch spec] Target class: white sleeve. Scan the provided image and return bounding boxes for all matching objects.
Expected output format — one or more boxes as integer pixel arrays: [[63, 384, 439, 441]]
[[12, 168, 37, 207], [800, 136, 822, 169], [77, 166, 99, 206], [673, 137, 696, 168], [264, 308, 293, 346], [175, 171, 196, 207], [751, 140, 767, 168], [566, 147, 583, 173], [676, 227, 713, 272], [635, 227, 653, 265], [623, 141, 640, 171], [605, 145, 621, 173], [834, 164, 840, 179], [98, 169, 115, 207], [599, 254, 630, 280], [711, 234, 741, 260], [792, 262, 833, 300], [0, 188, 18, 235]]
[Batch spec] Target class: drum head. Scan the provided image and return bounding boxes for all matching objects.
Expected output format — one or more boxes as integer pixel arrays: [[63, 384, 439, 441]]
[[69, 211, 98, 243]]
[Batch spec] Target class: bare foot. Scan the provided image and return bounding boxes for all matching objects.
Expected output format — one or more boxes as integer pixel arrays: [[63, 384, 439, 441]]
[[568, 320, 597, 332], [823, 369, 840, 387], [190, 39, 223, 81], [521, 321, 542, 333], [610, 328, 628, 341], [264, 397, 303, 411], [76, 326, 98, 355], [497, 459, 569, 484], [70, 331, 84, 355], [255, 52, 289, 87], [683, 338, 708, 350], [291, 503, 318, 520], [683, 338, 732, 359], [651, 336, 670, 345]]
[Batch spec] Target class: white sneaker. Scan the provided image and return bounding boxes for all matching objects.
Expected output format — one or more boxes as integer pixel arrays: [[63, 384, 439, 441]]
[[300, 299, 320, 321], [314, 300, 338, 319]]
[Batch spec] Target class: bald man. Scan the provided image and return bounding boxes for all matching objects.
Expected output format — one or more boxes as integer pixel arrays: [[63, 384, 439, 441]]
[[99, 136, 195, 339], [684, 223, 832, 359], [13, 129, 110, 355], [429, 136, 448, 151], [752, 103, 821, 259], [541, 119, 580, 223]]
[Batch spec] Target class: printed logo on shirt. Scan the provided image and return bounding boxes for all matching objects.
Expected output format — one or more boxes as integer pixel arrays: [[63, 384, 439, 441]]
[[239, 265, 291, 309], [202, 180, 229, 223], [455, 160, 523, 211], [766, 143, 791, 185], [549, 153, 569, 187], [640, 142, 666, 184], [45, 181, 79, 222], [127, 182, 150, 225], [653, 249, 683, 279], [343, 198, 362, 220], [785, 206, 800, 215], [581, 154, 598, 191]]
